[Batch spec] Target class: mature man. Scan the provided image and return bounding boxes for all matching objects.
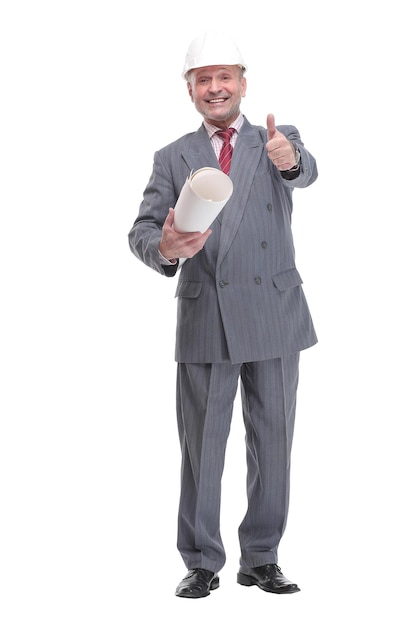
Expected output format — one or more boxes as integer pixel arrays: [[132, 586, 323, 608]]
[[128, 31, 318, 598]]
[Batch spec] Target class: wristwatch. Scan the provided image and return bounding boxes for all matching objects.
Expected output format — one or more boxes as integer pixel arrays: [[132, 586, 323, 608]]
[[288, 146, 301, 171]]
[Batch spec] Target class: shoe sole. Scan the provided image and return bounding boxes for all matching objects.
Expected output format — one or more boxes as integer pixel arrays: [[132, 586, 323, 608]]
[[237, 572, 300, 594]]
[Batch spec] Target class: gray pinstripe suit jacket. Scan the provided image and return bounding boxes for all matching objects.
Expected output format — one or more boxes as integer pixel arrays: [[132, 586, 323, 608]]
[[129, 116, 318, 364]]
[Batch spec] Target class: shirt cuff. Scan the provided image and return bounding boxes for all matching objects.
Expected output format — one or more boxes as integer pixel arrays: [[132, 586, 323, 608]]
[[158, 250, 178, 265]]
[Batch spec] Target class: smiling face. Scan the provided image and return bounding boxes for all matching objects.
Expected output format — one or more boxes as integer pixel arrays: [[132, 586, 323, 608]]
[[187, 65, 246, 129]]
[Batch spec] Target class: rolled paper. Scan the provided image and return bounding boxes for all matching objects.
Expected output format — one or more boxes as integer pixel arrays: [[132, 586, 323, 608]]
[[173, 167, 233, 233]]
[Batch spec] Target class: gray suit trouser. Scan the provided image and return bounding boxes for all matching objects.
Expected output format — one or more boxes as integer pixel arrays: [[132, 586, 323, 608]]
[[176, 353, 300, 573]]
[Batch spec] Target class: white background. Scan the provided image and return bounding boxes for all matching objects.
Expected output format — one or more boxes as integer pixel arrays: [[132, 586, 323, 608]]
[[1, 1, 416, 624]]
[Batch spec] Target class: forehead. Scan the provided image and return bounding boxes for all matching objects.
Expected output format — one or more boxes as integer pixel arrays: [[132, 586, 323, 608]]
[[191, 65, 241, 78]]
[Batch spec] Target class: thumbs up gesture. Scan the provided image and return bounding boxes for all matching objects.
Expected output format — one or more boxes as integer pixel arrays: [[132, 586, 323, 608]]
[[266, 113, 297, 171]]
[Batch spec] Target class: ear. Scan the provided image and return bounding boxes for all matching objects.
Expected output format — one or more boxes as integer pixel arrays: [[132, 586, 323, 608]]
[[241, 76, 247, 97], [187, 82, 194, 102]]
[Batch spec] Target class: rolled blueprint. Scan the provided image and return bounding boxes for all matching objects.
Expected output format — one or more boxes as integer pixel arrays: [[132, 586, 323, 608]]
[[173, 167, 233, 233]]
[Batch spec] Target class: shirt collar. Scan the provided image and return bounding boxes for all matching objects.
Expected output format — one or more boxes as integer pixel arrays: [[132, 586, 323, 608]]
[[203, 112, 244, 138]]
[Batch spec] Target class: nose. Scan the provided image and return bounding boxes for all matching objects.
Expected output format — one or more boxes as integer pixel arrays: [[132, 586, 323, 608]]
[[208, 78, 222, 93]]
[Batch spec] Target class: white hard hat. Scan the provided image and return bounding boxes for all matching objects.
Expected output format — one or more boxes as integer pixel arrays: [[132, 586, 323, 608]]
[[182, 31, 247, 79]]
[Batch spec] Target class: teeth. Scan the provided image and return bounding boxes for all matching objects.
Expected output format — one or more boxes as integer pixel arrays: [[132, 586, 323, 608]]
[[210, 98, 225, 103]]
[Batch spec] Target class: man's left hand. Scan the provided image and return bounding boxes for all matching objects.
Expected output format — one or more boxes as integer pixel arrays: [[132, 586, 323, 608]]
[[266, 113, 297, 171]]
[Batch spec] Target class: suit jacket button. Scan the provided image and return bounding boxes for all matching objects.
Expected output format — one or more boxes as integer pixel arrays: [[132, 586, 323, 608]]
[[261, 241, 268, 248], [219, 280, 228, 288], [267, 203, 273, 212], [254, 276, 262, 285]]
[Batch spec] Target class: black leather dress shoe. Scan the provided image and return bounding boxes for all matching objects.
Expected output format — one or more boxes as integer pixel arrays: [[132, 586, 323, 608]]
[[175, 568, 219, 598], [237, 564, 300, 594]]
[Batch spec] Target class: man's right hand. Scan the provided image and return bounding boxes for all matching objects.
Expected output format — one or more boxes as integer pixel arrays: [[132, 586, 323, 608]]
[[159, 207, 212, 261]]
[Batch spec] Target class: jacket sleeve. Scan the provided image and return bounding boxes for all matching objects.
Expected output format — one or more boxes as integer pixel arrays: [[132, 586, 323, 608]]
[[275, 125, 319, 189], [128, 150, 179, 277]]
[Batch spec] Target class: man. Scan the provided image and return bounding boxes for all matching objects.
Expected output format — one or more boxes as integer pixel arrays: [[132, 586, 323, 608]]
[[128, 31, 318, 598]]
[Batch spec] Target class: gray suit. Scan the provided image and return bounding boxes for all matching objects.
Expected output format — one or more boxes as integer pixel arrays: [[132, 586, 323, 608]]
[[129, 116, 318, 572]]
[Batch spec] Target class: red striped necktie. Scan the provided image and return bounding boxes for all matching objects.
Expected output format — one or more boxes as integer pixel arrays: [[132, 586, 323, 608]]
[[216, 128, 235, 175]]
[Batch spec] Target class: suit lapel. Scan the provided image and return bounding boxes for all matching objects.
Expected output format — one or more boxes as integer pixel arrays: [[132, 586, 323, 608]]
[[217, 121, 264, 267], [181, 124, 219, 174]]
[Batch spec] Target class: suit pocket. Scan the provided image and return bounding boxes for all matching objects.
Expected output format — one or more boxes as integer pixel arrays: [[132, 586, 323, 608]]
[[175, 280, 203, 298], [272, 268, 303, 291]]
